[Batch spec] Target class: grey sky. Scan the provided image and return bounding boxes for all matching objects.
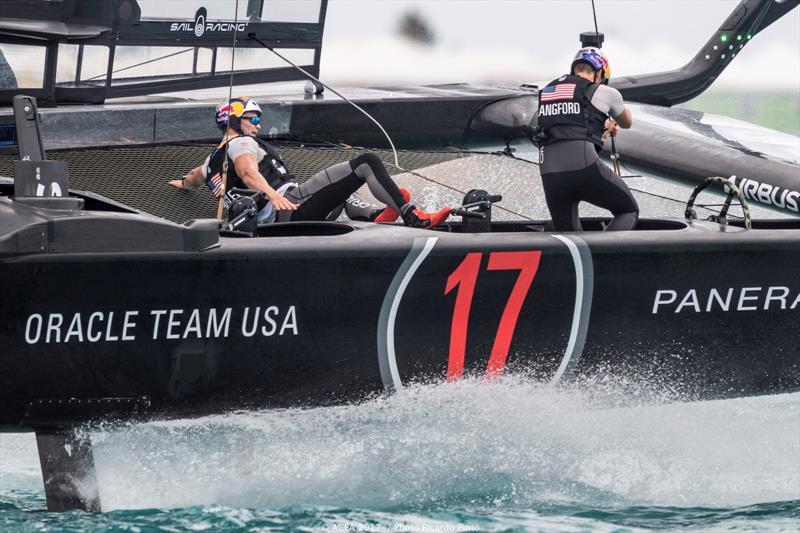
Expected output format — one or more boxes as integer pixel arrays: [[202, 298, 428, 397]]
[[1, 1, 795, 92], [321, 0, 800, 90]]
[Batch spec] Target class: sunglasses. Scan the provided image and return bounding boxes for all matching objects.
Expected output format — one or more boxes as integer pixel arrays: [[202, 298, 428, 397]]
[[244, 116, 261, 125]]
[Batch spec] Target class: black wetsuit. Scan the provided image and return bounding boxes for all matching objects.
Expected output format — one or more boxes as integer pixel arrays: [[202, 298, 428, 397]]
[[278, 153, 409, 222], [536, 75, 639, 231], [207, 138, 408, 223]]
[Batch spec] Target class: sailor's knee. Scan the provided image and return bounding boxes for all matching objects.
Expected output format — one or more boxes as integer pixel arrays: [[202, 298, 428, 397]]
[[624, 207, 639, 229], [624, 192, 639, 216], [358, 152, 382, 167], [349, 152, 382, 175], [621, 207, 639, 222]]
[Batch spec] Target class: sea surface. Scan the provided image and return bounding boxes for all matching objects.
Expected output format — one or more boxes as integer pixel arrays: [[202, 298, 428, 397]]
[[681, 92, 800, 137], [1, 380, 798, 532]]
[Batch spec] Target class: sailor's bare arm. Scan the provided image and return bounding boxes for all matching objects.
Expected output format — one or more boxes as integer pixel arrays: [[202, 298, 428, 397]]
[[233, 153, 298, 211]]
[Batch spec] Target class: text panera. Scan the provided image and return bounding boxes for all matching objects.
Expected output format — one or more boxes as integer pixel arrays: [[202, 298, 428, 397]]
[[652, 286, 799, 314]]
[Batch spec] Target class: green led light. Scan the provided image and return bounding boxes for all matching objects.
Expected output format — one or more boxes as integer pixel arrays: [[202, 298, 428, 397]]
[[720, 34, 728, 42], [736, 34, 742, 41], [746, 34, 752, 40]]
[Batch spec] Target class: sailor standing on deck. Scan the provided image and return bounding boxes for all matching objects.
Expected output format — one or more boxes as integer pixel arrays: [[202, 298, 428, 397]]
[[535, 47, 638, 231], [169, 97, 449, 228]]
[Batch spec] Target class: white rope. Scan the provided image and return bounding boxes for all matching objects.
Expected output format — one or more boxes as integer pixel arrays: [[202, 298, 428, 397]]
[[217, 0, 240, 220], [250, 37, 403, 171]]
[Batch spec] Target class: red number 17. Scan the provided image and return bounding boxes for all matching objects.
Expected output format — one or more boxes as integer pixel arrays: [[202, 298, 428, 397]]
[[444, 251, 541, 381]]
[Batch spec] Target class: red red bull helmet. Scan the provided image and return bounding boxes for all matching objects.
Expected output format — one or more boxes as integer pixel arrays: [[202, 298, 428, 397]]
[[215, 97, 262, 131], [215, 101, 233, 130]]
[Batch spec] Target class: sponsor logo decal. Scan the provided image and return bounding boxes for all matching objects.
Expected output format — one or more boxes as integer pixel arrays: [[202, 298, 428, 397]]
[[169, 7, 247, 35], [23, 306, 298, 345], [346, 195, 372, 209], [726, 176, 800, 213], [652, 286, 799, 314], [194, 7, 206, 36]]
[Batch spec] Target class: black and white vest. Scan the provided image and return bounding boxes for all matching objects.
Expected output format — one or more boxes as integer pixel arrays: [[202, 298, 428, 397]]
[[534, 74, 607, 148]]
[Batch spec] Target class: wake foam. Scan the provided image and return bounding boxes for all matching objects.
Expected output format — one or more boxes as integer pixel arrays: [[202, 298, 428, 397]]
[[83, 380, 799, 511]]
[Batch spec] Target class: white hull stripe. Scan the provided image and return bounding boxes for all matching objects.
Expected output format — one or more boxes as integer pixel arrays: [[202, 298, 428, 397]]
[[549, 234, 594, 383], [377, 237, 438, 392]]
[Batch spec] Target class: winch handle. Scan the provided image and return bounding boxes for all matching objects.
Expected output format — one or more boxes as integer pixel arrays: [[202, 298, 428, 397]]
[[451, 209, 487, 219], [684, 176, 751, 230], [452, 201, 496, 218], [451, 194, 504, 216]]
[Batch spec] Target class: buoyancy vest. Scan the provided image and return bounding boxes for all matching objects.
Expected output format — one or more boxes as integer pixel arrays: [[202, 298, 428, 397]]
[[205, 136, 294, 208], [534, 75, 607, 148]]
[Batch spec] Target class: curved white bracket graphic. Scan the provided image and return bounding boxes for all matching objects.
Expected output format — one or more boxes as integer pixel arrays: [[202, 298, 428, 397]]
[[377, 237, 438, 392], [550, 234, 593, 384]]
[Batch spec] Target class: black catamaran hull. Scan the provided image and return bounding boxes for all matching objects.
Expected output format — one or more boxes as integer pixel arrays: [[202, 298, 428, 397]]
[[2, 219, 799, 430], [0, 0, 798, 513]]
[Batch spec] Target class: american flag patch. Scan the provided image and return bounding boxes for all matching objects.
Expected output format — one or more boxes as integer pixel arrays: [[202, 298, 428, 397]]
[[209, 172, 224, 197], [540, 83, 576, 102]]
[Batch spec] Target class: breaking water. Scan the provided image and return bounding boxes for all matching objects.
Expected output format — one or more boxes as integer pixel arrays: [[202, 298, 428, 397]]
[[1, 379, 798, 531]]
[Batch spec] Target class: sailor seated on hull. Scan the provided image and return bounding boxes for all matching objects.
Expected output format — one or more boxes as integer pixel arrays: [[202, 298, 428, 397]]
[[168, 97, 451, 231]]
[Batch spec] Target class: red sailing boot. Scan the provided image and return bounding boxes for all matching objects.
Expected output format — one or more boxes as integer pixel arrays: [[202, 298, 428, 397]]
[[374, 188, 412, 223], [401, 205, 452, 229]]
